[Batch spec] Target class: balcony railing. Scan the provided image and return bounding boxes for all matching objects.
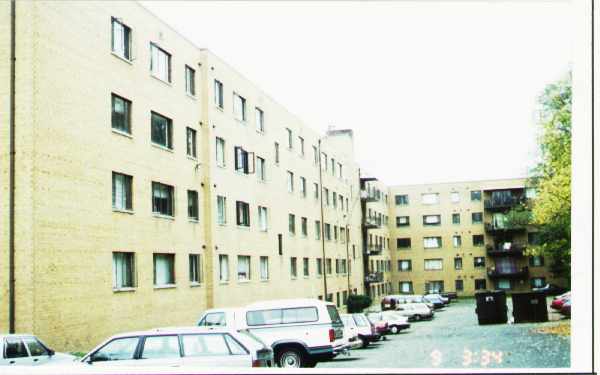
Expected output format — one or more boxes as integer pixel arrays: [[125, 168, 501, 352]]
[[487, 266, 529, 279], [484, 222, 527, 233], [360, 190, 378, 203], [362, 216, 381, 230], [367, 244, 383, 255], [365, 271, 384, 283], [486, 243, 526, 256], [484, 196, 525, 210]]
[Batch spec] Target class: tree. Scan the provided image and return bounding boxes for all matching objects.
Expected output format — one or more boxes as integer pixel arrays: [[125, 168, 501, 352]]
[[527, 73, 571, 282], [346, 294, 372, 313]]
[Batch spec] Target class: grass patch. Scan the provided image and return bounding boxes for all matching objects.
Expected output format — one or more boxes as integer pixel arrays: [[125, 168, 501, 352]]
[[533, 322, 570, 337], [69, 351, 86, 358]]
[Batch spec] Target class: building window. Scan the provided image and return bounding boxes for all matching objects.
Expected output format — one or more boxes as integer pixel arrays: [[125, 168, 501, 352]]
[[258, 206, 268, 231], [397, 238, 411, 249], [237, 255, 251, 281], [423, 215, 441, 226], [338, 163, 343, 179], [528, 232, 541, 245], [474, 257, 485, 268], [290, 257, 298, 278], [288, 214, 296, 235], [314, 183, 319, 200], [330, 158, 335, 176], [256, 156, 266, 181], [236, 201, 250, 227], [303, 258, 309, 277], [475, 279, 486, 290], [151, 182, 174, 217], [234, 147, 253, 174], [424, 259, 443, 271], [153, 253, 175, 286], [452, 213, 460, 225], [150, 43, 171, 82], [396, 216, 410, 227], [233, 93, 247, 122], [313, 146, 319, 165], [299, 137, 305, 156], [525, 187, 537, 199], [471, 190, 482, 201], [454, 257, 463, 270], [422, 193, 439, 205], [185, 127, 197, 158], [399, 281, 413, 293], [395, 194, 409, 205], [455, 279, 464, 291], [111, 18, 131, 60], [324, 188, 330, 205], [274, 142, 280, 164], [423, 237, 442, 249], [113, 252, 135, 289], [219, 254, 229, 282], [452, 235, 462, 248], [185, 65, 195, 96], [529, 256, 545, 267], [530, 277, 546, 288], [315, 221, 321, 240], [112, 172, 133, 211], [495, 279, 511, 290], [317, 258, 323, 275], [472, 235, 484, 246], [333, 192, 338, 209], [300, 177, 307, 197], [214, 79, 224, 108], [260, 256, 269, 280], [398, 260, 412, 271], [255, 107, 264, 132], [425, 280, 444, 293], [333, 226, 338, 241], [111, 94, 131, 134], [324, 224, 331, 241], [471, 212, 483, 224], [187, 190, 199, 220], [216, 196, 226, 224], [326, 258, 332, 275], [450, 192, 460, 203], [322, 152, 328, 171], [301, 217, 308, 237], [286, 128, 293, 149], [287, 171, 294, 193], [151, 112, 173, 149], [216, 137, 226, 167], [189, 254, 202, 283]]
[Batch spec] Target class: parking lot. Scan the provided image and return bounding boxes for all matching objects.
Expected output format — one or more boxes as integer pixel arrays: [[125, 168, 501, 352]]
[[320, 298, 570, 369]]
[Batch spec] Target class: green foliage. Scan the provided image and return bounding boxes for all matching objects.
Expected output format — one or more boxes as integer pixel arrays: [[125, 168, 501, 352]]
[[527, 72, 571, 282], [346, 294, 372, 313], [504, 204, 532, 228]]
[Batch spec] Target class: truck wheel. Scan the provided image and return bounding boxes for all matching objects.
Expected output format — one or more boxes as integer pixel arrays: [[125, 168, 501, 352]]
[[414, 315, 421, 321], [358, 336, 368, 348], [277, 347, 305, 368], [390, 325, 399, 334]]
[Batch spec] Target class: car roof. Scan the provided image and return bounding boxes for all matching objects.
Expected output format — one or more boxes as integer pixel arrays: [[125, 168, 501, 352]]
[[245, 298, 332, 309], [0, 334, 36, 340], [107, 326, 236, 339]]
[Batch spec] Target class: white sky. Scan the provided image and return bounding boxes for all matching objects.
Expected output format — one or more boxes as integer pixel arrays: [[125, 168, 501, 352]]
[[141, 0, 573, 186]]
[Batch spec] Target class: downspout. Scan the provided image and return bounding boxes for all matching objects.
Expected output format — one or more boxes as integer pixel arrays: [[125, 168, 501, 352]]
[[318, 139, 327, 299], [8, 0, 16, 333]]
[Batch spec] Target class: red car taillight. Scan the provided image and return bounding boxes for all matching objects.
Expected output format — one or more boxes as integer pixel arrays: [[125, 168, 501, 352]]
[[253, 359, 270, 367], [329, 328, 335, 342]]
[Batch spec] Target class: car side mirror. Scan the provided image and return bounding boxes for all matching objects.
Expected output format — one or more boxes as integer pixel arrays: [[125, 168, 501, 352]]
[[48, 349, 55, 357]]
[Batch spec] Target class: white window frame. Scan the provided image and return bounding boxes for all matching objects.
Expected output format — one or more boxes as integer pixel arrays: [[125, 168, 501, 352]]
[[258, 206, 268, 232], [150, 43, 171, 82], [422, 193, 440, 205], [424, 259, 443, 271], [237, 255, 251, 282], [260, 256, 269, 281], [255, 107, 264, 133], [216, 195, 227, 225], [233, 93, 247, 122], [219, 254, 229, 282]]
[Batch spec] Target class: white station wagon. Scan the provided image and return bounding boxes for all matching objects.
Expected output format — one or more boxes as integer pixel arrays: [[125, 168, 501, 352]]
[[81, 327, 273, 368], [197, 298, 346, 368], [0, 334, 76, 366]]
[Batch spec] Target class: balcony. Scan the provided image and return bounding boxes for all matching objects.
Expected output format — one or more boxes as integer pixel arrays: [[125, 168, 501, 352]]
[[486, 243, 525, 256], [360, 190, 378, 203], [362, 216, 381, 230], [366, 244, 383, 255], [487, 266, 529, 279], [484, 196, 525, 211], [365, 271, 384, 283], [484, 222, 527, 233]]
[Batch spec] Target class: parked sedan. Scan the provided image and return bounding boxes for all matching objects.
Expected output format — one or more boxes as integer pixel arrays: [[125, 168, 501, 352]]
[[395, 303, 434, 321], [349, 314, 381, 348], [423, 294, 446, 309], [340, 314, 362, 350], [559, 299, 571, 317], [366, 312, 410, 334], [551, 292, 571, 310], [81, 327, 273, 368], [0, 334, 76, 366]]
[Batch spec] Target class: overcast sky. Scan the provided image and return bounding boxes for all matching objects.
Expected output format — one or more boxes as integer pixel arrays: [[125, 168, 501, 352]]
[[141, 0, 572, 186]]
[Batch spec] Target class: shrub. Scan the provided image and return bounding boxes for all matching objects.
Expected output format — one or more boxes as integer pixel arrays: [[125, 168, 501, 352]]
[[346, 294, 372, 313]]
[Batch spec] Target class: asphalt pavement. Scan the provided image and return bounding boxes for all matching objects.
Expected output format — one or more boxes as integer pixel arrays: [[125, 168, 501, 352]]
[[319, 297, 570, 369]]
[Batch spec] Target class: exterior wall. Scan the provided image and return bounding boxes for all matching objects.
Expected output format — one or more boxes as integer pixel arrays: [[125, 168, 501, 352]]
[[388, 178, 560, 298], [200, 49, 364, 310], [6, 1, 209, 351]]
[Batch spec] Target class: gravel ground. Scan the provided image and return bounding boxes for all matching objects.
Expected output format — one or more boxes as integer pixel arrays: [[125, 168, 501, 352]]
[[319, 298, 570, 369]]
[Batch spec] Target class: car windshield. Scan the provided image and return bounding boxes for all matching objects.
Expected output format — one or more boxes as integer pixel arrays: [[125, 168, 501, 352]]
[[353, 314, 369, 327], [238, 329, 267, 348]]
